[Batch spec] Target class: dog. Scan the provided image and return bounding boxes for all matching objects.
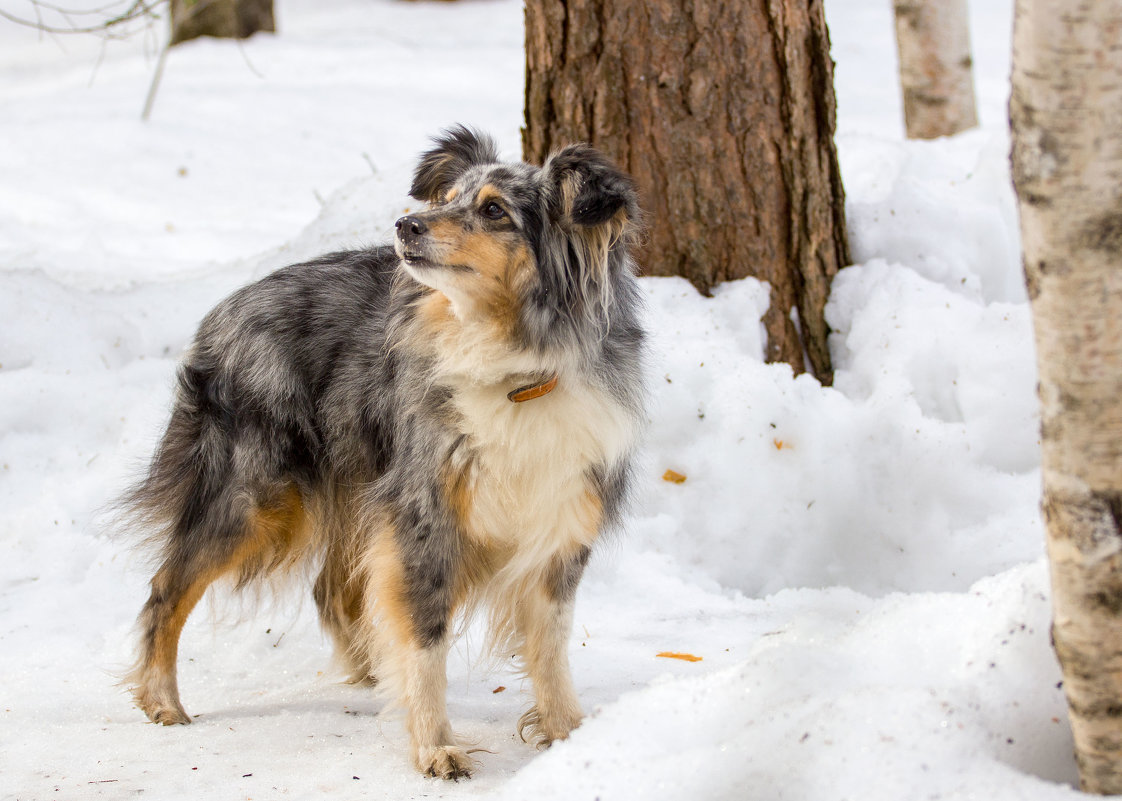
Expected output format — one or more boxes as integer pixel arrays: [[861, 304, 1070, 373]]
[[121, 126, 645, 779]]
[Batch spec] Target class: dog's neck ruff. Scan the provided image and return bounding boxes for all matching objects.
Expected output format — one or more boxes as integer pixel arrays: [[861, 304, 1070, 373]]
[[507, 372, 559, 403]]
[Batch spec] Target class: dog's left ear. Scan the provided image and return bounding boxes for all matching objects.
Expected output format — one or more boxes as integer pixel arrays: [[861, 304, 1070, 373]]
[[544, 144, 639, 229], [410, 125, 500, 203]]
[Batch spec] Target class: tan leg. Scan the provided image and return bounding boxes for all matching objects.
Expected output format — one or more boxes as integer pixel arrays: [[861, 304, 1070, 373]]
[[362, 531, 473, 779], [400, 638, 473, 779], [128, 564, 211, 724], [128, 487, 307, 724], [516, 582, 584, 748]]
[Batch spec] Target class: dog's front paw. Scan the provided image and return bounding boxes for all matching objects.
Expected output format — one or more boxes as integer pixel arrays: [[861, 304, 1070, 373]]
[[417, 745, 474, 780], [518, 705, 583, 750]]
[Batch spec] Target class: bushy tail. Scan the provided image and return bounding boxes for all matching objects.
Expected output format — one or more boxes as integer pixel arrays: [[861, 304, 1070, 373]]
[[120, 363, 245, 565]]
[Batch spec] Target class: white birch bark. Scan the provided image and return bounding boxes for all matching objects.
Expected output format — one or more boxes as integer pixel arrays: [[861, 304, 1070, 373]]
[[1010, 0, 1122, 793], [893, 0, 979, 139]]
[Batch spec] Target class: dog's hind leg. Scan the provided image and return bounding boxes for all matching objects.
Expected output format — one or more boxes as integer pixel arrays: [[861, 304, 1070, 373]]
[[130, 550, 224, 724], [310, 490, 380, 684], [313, 551, 377, 684], [129, 485, 308, 724]]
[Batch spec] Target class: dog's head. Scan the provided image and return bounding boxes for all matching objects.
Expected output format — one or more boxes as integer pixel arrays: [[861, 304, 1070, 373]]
[[395, 126, 640, 346]]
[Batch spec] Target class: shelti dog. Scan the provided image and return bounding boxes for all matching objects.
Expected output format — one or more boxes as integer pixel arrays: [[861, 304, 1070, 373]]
[[121, 126, 645, 779]]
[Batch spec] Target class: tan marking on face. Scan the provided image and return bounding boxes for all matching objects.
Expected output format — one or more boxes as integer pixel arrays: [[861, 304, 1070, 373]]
[[420, 217, 535, 337], [481, 240, 534, 340], [424, 219, 508, 278], [444, 187, 459, 203], [475, 184, 504, 205]]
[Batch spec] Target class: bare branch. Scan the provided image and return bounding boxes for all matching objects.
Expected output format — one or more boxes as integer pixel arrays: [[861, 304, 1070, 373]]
[[0, 0, 166, 37]]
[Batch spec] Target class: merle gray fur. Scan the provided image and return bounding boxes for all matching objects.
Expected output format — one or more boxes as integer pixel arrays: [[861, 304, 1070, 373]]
[[121, 126, 645, 778]]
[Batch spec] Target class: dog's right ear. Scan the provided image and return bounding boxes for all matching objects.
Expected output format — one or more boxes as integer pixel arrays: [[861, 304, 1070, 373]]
[[410, 126, 500, 203]]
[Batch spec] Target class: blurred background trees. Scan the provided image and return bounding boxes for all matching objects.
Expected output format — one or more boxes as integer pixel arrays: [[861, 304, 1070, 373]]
[[170, 0, 274, 45], [0, 0, 275, 42], [892, 0, 978, 139]]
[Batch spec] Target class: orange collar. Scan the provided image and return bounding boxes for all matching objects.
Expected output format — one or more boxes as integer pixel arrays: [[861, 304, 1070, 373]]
[[507, 372, 559, 403]]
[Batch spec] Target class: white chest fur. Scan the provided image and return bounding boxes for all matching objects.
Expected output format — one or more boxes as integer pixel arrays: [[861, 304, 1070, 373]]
[[449, 376, 637, 560]]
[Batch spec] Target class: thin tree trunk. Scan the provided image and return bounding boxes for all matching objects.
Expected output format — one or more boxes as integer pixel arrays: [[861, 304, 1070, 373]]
[[1010, 0, 1122, 793], [892, 0, 978, 139], [170, 0, 275, 46], [523, 0, 849, 384]]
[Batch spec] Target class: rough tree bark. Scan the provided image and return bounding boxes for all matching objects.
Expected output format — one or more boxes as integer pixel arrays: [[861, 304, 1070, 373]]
[[170, 0, 275, 46], [523, 0, 850, 384], [892, 0, 979, 139], [1010, 0, 1122, 793]]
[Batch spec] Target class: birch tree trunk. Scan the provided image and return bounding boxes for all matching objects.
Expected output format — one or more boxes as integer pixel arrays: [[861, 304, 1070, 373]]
[[523, 0, 850, 384], [1010, 0, 1122, 793], [170, 0, 275, 46], [893, 0, 978, 139]]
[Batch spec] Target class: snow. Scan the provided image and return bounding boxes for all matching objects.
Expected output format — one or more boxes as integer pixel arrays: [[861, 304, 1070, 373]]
[[0, 0, 1086, 798]]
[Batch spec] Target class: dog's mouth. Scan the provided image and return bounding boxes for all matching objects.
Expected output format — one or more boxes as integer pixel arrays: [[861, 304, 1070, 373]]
[[395, 238, 436, 268], [401, 250, 434, 266], [400, 252, 475, 274], [395, 237, 477, 275]]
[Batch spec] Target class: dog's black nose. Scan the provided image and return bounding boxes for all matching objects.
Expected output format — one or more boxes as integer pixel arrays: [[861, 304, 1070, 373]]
[[395, 215, 428, 241]]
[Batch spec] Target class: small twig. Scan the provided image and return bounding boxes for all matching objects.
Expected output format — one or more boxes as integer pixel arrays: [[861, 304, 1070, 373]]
[[140, 34, 170, 121], [235, 37, 265, 79], [88, 37, 109, 86]]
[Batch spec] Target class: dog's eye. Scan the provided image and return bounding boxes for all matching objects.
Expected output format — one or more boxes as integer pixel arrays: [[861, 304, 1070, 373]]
[[480, 201, 507, 221]]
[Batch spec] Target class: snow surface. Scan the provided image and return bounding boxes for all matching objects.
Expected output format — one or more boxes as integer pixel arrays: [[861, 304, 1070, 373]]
[[0, 0, 1088, 798]]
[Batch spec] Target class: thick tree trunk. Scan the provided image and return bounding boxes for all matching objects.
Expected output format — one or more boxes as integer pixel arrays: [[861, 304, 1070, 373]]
[[1010, 0, 1122, 793], [892, 0, 978, 139], [170, 0, 275, 46], [523, 0, 849, 384]]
